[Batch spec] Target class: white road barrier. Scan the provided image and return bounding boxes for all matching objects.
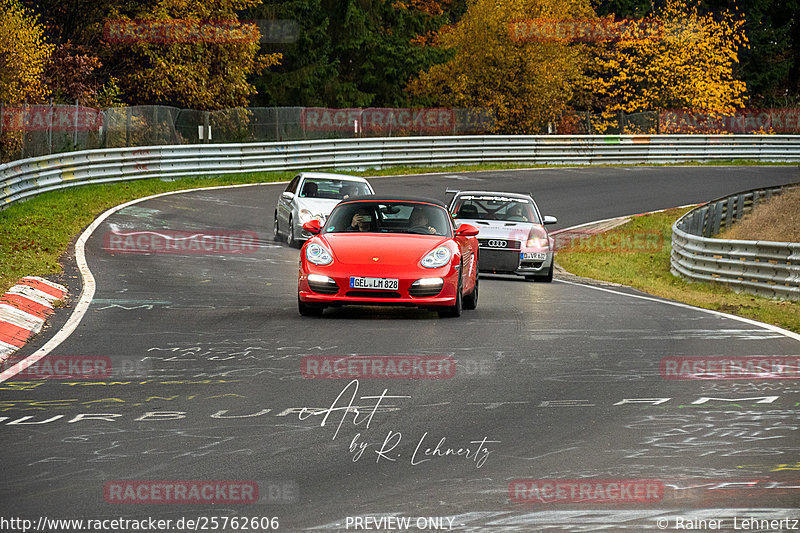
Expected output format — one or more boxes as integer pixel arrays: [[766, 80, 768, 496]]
[[3, 134, 800, 208], [671, 184, 800, 300]]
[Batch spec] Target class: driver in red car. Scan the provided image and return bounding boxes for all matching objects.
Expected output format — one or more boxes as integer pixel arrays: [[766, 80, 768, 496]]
[[348, 208, 373, 232], [409, 206, 438, 234]]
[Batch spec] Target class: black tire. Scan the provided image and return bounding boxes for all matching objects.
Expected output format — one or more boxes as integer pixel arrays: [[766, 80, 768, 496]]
[[536, 262, 554, 282], [286, 216, 299, 248], [463, 274, 478, 310], [298, 296, 323, 317], [526, 262, 554, 283], [272, 212, 282, 242], [439, 274, 463, 318]]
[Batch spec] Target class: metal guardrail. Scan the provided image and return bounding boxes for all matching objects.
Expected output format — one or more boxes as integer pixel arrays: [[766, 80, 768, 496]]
[[671, 184, 800, 300], [2, 134, 800, 209]]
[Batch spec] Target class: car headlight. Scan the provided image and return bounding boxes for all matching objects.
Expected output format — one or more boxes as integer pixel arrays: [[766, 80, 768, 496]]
[[526, 237, 549, 249], [299, 209, 316, 224], [420, 246, 452, 268], [306, 243, 333, 265]]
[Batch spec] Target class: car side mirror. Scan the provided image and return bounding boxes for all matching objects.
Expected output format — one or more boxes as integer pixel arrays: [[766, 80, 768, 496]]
[[302, 220, 321, 234], [543, 216, 558, 225], [281, 192, 294, 200], [455, 223, 480, 237]]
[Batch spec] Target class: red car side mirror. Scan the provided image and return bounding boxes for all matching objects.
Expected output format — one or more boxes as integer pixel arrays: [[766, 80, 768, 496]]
[[302, 220, 322, 235], [455, 223, 479, 237]]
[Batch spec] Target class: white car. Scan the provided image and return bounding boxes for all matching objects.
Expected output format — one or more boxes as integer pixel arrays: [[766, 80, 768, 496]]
[[448, 190, 557, 281], [273, 172, 375, 247]]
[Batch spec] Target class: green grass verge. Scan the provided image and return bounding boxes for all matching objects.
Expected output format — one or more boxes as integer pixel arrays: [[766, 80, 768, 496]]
[[556, 207, 800, 333]]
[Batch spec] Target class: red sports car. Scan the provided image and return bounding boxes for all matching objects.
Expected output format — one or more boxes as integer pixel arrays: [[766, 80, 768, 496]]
[[297, 196, 480, 317]]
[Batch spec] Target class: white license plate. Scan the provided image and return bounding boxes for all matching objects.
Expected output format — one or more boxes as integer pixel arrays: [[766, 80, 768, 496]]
[[349, 277, 399, 290], [521, 252, 548, 261]]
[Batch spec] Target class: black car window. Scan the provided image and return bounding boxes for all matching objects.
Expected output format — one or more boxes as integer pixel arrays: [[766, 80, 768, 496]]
[[323, 202, 452, 236], [286, 175, 300, 194]]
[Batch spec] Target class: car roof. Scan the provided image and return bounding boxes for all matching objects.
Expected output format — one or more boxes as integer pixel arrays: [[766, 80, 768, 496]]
[[453, 190, 534, 201], [339, 195, 447, 207], [298, 172, 369, 182]]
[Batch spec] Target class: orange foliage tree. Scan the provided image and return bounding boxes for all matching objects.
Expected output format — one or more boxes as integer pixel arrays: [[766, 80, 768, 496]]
[[406, 0, 596, 133]]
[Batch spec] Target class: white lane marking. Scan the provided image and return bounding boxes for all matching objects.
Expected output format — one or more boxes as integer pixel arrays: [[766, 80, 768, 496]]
[[550, 203, 700, 234], [555, 211, 800, 345], [556, 279, 800, 343], [0, 181, 287, 383]]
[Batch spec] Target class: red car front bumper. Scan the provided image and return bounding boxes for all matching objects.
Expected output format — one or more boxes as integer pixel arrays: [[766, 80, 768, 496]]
[[298, 263, 460, 308]]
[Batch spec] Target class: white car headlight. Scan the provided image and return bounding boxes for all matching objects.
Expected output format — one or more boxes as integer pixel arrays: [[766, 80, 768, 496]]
[[420, 246, 452, 268], [306, 243, 333, 265], [299, 209, 315, 224], [526, 237, 549, 249]]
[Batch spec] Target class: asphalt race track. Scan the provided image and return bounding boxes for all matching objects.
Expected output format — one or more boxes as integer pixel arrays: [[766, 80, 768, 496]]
[[2, 166, 800, 532]]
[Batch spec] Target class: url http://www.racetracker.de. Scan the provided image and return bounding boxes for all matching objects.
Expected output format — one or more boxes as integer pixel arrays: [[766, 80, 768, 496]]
[[0, 516, 281, 532]]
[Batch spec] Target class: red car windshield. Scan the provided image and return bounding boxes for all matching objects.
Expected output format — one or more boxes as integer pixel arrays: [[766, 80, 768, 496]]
[[323, 202, 452, 237]]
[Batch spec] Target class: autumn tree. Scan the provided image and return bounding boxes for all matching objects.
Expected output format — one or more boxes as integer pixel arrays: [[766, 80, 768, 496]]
[[587, 0, 748, 119], [246, 0, 455, 107], [44, 43, 102, 105], [406, 0, 596, 133], [702, 0, 799, 106], [101, 0, 281, 110], [0, 0, 53, 104]]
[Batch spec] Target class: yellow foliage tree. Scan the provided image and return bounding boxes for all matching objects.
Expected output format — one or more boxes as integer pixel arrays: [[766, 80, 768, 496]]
[[105, 0, 281, 110], [0, 0, 53, 104], [588, 0, 748, 129], [406, 0, 596, 134]]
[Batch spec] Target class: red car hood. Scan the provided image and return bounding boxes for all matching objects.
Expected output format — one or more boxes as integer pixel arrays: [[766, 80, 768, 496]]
[[320, 234, 447, 266]]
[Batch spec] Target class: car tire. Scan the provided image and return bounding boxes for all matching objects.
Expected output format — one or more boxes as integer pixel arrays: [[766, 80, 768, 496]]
[[439, 273, 463, 318], [273, 212, 282, 242], [298, 296, 323, 317], [526, 262, 554, 283], [286, 216, 298, 248], [463, 274, 478, 310], [537, 262, 554, 282]]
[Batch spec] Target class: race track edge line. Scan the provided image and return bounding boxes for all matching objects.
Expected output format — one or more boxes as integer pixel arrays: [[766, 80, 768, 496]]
[[0, 181, 287, 383], [555, 279, 800, 343]]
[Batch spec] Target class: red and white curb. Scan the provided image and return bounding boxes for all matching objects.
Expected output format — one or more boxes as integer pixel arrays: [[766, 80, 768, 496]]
[[0, 277, 67, 361]]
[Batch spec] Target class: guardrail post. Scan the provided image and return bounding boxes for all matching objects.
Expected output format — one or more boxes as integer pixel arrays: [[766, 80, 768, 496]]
[[125, 107, 131, 147], [73, 99, 79, 149]]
